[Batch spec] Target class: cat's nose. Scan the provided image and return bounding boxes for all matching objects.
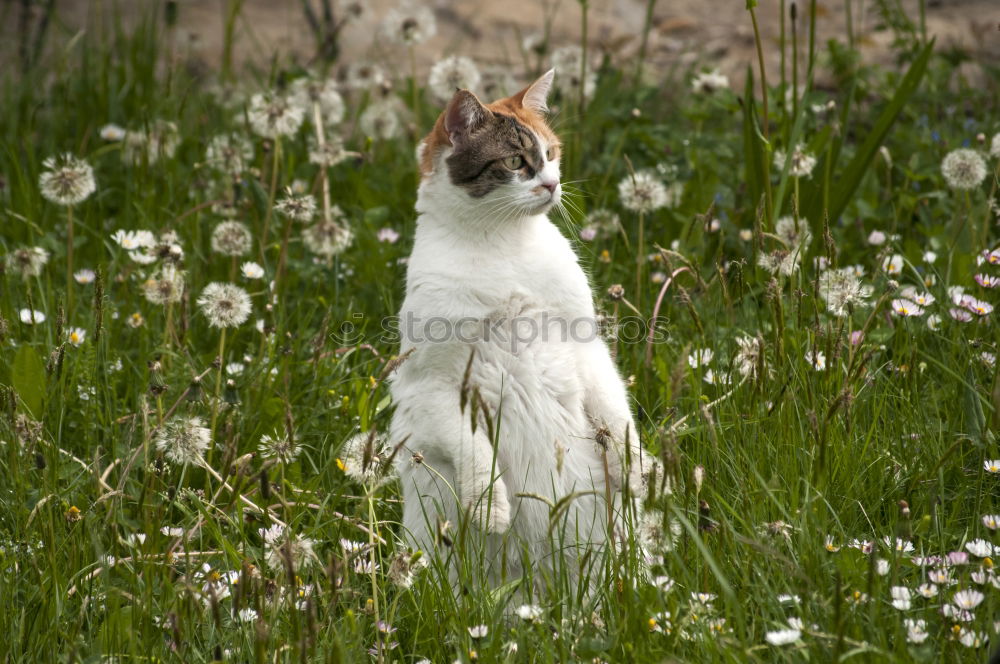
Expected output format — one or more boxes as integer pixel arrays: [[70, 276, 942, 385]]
[[541, 180, 559, 194]]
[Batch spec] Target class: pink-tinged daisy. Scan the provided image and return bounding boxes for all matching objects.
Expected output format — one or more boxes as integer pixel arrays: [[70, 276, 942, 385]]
[[916, 583, 938, 598], [953, 589, 985, 610], [946, 551, 970, 566], [891, 299, 924, 317], [961, 296, 993, 316], [928, 568, 952, 584], [981, 514, 1000, 530], [949, 307, 973, 322], [975, 274, 1000, 288], [966, 539, 994, 557], [982, 248, 1000, 265]]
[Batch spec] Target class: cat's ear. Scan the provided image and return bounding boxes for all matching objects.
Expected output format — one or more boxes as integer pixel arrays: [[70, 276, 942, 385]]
[[445, 90, 489, 145], [514, 69, 555, 114]]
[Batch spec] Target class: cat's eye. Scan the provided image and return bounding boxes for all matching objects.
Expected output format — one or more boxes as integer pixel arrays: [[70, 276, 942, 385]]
[[545, 146, 559, 161], [502, 155, 524, 170]]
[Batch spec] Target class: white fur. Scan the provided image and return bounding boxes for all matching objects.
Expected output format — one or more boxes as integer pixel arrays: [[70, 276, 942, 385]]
[[390, 129, 644, 584]]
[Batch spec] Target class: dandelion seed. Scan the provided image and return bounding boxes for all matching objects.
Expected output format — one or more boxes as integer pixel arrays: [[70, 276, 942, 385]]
[[258, 433, 299, 464], [817, 267, 873, 317], [205, 134, 254, 174], [39, 154, 96, 205], [339, 432, 387, 483], [197, 282, 252, 328], [18, 309, 45, 324], [386, 549, 428, 589], [154, 416, 210, 466], [142, 265, 184, 305], [67, 327, 86, 346], [735, 335, 765, 379], [618, 170, 670, 213], [691, 69, 729, 94], [773, 144, 817, 178], [122, 120, 179, 165], [290, 76, 345, 125], [303, 219, 354, 257], [211, 221, 253, 256], [583, 208, 621, 240], [381, 2, 437, 45], [941, 148, 987, 190], [247, 92, 305, 139], [550, 46, 597, 102], [241, 261, 264, 279], [5, 247, 50, 279], [428, 55, 481, 103], [74, 269, 96, 284]]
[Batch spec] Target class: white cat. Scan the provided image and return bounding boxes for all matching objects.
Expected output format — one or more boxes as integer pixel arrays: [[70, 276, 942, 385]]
[[390, 70, 645, 582]]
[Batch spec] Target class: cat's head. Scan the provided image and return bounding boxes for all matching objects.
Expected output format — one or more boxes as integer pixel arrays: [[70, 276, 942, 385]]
[[418, 70, 561, 221]]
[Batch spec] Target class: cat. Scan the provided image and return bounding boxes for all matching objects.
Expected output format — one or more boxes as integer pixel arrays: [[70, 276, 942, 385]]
[[390, 69, 645, 584]]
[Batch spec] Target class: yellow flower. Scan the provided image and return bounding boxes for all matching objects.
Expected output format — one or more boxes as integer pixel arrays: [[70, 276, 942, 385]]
[[599, 249, 611, 263], [65, 505, 82, 522], [336, 458, 346, 472]]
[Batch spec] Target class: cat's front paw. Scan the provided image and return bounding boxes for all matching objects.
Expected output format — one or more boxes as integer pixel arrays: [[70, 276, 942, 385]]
[[465, 480, 512, 534]]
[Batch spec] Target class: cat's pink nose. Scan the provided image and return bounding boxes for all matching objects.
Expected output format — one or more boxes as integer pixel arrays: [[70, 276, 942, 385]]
[[541, 181, 559, 194]]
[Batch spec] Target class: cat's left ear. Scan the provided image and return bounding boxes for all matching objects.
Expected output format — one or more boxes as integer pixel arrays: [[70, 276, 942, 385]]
[[514, 69, 555, 114]]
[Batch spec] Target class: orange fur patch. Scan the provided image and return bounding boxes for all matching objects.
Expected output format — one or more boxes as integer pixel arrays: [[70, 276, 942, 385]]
[[418, 89, 560, 179]]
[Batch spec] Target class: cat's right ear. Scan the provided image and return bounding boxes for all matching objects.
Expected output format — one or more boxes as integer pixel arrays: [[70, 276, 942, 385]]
[[445, 90, 489, 146]]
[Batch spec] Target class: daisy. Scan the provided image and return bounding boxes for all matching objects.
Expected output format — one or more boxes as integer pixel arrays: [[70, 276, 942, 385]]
[[891, 299, 924, 317], [985, 460, 1000, 474], [974, 274, 999, 288], [111, 229, 157, 251], [805, 349, 826, 371], [882, 254, 904, 275], [823, 535, 840, 552], [468, 624, 488, 639], [241, 261, 264, 279], [19, 308, 46, 324], [961, 296, 993, 316], [687, 348, 713, 369], [99, 123, 126, 141], [38, 153, 96, 205], [982, 514, 1000, 530], [515, 604, 543, 622], [765, 628, 802, 646], [916, 583, 938, 598], [905, 619, 929, 644], [67, 327, 86, 346], [958, 629, 987, 648], [74, 268, 96, 284], [953, 589, 985, 610], [966, 539, 994, 557], [377, 227, 400, 244], [890, 586, 911, 610], [867, 230, 886, 245], [197, 283, 252, 328]]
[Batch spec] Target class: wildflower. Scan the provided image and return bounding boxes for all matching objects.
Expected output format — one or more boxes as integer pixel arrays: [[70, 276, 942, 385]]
[[289, 76, 345, 125], [142, 265, 185, 305], [65, 505, 82, 522], [377, 227, 400, 244], [905, 619, 929, 644], [359, 99, 405, 140], [867, 230, 886, 246], [982, 514, 1000, 530], [947, 550, 971, 566], [916, 583, 938, 598], [653, 575, 675, 592], [688, 348, 713, 369], [579, 226, 597, 241], [618, 170, 669, 213], [954, 589, 985, 610], [824, 535, 841, 552], [205, 134, 254, 174], [237, 608, 258, 623], [774, 144, 817, 178], [211, 221, 253, 256], [883, 537, 915, 555], [765, 628, 802, 646], [818, 267, 872, 316], [975, 274, 1000, 288], [339, 432, 387, 483], [691, 69, 729, 94], [428, 55, 481, 103], [258, 433, 299, 464], [259, 524, 318, 572], [550, 46, 597, 102], [583, 208, 621, 239], [882, 254, 904, 275], [5, 247, 50, 278], [127, 312, 145, 328], [960, 296, 993, 316], [241, 261, 264, 279], [468, 625, 488, 639], [890, 586, 911, 610], [958, 628, 987, 648], [876, 559, 890, 575], [122, 120, 179, 165], [891, 299, 924, 317], [303, 219, 353, 257], [74, 269, 96, 284], [343, 61, 387, 91], [111, 229, 156, 251], [67, 327, 86, 346], [18, 309, 45, 324], [898, 286, 935, 306], [197, 283, 252, 328], [247, 92, 305, 139], [154, 416, 211, 466], [39, 154, 96, 205], [805, 349, 826, 371], [966, 539, 994, 558], [308, 136, 359, 167], [950, 307, 974, 322], [991, 133, 1000, 159], [381, 2, 436, 45], [941, 148, 987, 190], [100, 123, 126, 141], [387, 549, 428, 589], [734, 335, 764, 378]]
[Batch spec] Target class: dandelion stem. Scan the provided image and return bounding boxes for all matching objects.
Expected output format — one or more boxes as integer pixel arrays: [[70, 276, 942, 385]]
[[209, 327, 227, 456], [66, 205, 74, 312]]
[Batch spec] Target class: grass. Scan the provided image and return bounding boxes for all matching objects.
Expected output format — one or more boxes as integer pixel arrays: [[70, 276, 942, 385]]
[[1, 1, 999, 662]]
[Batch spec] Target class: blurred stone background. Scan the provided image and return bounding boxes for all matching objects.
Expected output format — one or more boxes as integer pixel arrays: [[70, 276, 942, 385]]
[[2, 0, 996, 88]]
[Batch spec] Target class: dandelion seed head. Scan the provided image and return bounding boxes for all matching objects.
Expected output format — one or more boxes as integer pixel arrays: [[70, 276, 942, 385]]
[[122, 120, 179, 165], [197, 282, 252, 328], [39, 153, 96, 205], [941, 148, 987, 190], [6, 246, 50, 279], [428, 55, 481, 103], [618, 170, 670, 213], [303, 219, 353, 257], [274, 190, 317, 222], [381, 2, 437, 45], [154, 416, 210, 466], [211, 221, 253, 256], [247, 92, 305, 139], [205, 134, 254, 174], [691, 69, 729, 95]]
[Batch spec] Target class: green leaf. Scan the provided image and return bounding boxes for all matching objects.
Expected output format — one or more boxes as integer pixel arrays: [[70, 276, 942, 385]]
[[741, 66, 766, 224], [803, 39, 934, 224], [12, 346, 46, 419]]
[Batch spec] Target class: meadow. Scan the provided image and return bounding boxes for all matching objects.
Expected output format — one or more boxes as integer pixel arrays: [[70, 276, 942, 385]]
[[1, 1, 999, 661]]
